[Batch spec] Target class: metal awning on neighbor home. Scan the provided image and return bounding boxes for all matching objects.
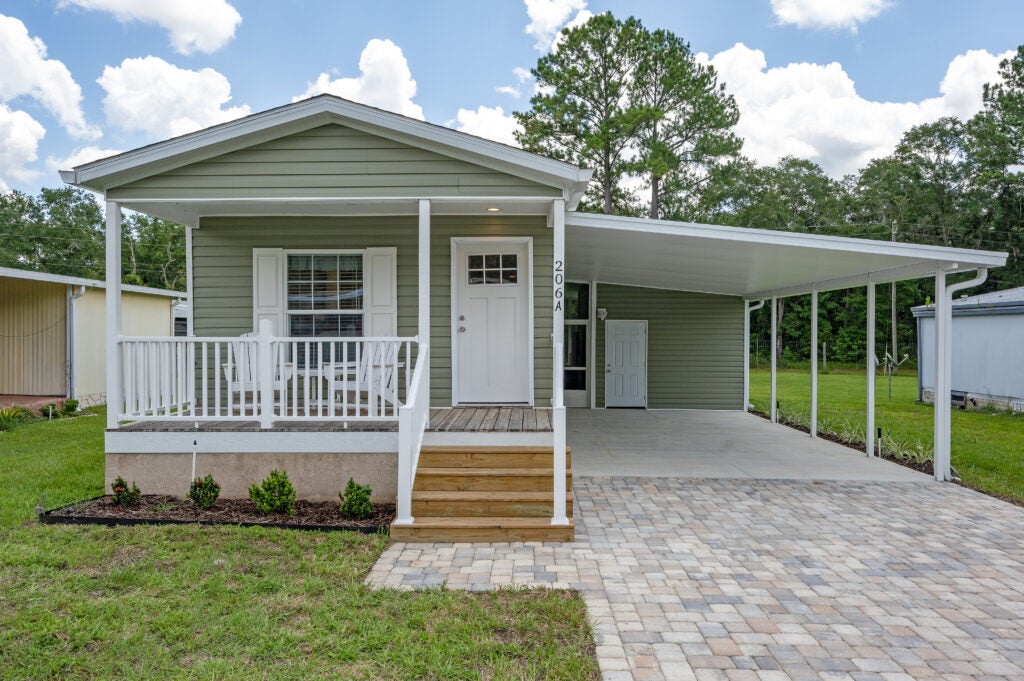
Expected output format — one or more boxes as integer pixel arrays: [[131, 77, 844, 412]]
[[565, 212, 1006, 299]]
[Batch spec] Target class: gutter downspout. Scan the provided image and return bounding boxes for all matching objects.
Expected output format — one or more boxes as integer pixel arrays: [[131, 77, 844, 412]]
[[744, 300, 765, 411], [67, 285, 87, 399], [934, 268, 988, 482]]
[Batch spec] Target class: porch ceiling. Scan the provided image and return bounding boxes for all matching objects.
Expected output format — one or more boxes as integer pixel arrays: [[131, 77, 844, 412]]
[[566, 212, 1007, 299]]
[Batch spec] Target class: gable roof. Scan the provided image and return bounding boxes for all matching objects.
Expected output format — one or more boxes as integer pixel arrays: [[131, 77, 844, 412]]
[[0, 266, 186, 298], [60, 94, 592, 207]]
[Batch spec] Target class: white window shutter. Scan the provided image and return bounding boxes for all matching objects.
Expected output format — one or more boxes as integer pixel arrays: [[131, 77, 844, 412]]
[[252, 248, 284, 334], [364, 247, 398, 336]]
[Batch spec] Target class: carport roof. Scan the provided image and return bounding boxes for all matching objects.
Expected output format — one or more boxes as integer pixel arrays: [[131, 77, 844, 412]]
[[566, 212, 1007, 300]]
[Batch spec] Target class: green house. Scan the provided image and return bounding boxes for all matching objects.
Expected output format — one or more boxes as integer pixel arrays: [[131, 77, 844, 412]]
[[62, 95, 1006, 541]]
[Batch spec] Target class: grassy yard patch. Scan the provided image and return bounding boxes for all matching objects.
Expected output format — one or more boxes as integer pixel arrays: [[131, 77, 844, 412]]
[[750, 368, 1024, 502], [0, 410, 599, 680], [0, 407, 106, 527]]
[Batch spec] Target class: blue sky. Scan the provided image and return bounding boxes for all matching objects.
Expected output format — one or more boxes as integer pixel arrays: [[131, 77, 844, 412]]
[[2, 0, 1022, 194]]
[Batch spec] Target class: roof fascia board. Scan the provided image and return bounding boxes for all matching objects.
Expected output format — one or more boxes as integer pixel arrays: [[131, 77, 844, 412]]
[[913, 305, 1024, 319], [744, 261, 958, 300], [567, 212, 1008, 267], [584, 277, 744, 299]]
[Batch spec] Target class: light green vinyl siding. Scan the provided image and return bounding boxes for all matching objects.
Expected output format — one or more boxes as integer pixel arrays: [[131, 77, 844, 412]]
[[109, 124, 561, 200], [192, 215, 552, 406], [594, 284, 743, 409]]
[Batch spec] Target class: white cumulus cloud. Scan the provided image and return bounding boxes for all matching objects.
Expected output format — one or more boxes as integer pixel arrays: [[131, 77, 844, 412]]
[[452, 106, 522, 147], [294, 39, 424, 120], [0, 13, 99, 140], [770, 0, 890, 31], [524, 0, 589, 52], [702, 43, 1012, 177], [59, 0, 241, 54], [0, 104, 47, 192], [98, 56, 251, 138]]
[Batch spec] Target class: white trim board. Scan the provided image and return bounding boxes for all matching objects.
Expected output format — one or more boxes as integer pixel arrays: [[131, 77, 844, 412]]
[[106, 430, 399, 454]]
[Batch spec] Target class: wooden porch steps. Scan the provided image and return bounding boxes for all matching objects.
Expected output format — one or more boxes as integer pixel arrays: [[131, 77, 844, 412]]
[[390, 445, 574, 542]]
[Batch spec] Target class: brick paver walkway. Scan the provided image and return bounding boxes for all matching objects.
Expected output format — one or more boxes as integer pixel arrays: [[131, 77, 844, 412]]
[[367, 478, 1024, 680]]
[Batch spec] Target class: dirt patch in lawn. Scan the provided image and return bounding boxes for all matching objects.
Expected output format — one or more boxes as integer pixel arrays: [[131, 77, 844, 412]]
[[47, 495, 395, 529]]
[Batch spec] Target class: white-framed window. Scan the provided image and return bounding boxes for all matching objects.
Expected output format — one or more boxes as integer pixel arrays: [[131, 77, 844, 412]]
[[564, 282, 589, 391], [286, 251, 365, 339]]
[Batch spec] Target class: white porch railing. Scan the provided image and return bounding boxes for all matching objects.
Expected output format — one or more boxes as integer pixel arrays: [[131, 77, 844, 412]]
[[117, 320, 417, 427], [394, 344, 430, 525]]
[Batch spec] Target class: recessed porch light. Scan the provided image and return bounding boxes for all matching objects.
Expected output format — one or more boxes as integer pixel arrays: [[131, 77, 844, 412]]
[[486, 207, 501, 212]]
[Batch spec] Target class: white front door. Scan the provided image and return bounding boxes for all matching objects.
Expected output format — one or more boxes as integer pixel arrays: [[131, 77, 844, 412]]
[[454, 239, 531, 404], [605, 320, 647, 408]]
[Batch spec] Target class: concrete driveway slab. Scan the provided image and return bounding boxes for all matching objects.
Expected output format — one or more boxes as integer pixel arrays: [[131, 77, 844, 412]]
[[568, 410, 926, 481]]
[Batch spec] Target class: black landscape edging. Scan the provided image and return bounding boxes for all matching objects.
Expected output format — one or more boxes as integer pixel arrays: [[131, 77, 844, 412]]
[[38, 498, 390, 534]]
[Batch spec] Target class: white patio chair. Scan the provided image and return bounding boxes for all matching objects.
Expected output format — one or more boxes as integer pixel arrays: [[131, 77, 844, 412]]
[[222, 332, 292, 407], [327, 340, 403, 416]]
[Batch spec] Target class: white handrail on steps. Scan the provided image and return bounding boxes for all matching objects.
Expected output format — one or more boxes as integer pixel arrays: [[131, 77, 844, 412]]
[[395, 343, 430, 526]]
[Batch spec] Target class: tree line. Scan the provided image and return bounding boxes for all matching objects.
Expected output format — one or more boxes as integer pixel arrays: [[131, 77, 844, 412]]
[[2, 13, 1021, 363], [516, 14, 1024, 365], [0, 187, 185, 291]]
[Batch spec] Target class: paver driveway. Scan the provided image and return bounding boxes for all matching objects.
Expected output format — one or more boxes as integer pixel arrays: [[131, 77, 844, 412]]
[[369, 477, 1024, 680]]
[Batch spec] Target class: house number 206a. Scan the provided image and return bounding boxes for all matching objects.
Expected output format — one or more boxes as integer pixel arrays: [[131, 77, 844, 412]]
[[554, 259, 564, 312]]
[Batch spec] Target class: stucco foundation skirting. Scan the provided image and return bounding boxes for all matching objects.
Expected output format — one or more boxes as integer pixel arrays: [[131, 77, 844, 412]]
[[38, 498, 390, 534]]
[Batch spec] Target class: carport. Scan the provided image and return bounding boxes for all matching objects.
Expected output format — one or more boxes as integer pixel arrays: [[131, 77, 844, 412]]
[[565, 212, 1007, 481], [567, 409, 925, 480]]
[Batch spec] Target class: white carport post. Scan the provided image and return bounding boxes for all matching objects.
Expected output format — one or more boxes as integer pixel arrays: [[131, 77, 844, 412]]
[[105, 200, 122, 429], [743, 300, 764, 412], [933, 269, 949, 480], [551, 199, 568, 527], [810, 287, 818, 438], [866, 282, 876, 456], [770, 296, 777, 423]]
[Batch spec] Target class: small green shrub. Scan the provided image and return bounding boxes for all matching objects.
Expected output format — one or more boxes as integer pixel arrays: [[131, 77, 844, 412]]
[[59, 399, 79, 416], [41, 403, 61, 419], [187, 474, 221, 509], [249, 469, 296, 515], [339, 478, 373, 519], [111, 476, 141, 507]]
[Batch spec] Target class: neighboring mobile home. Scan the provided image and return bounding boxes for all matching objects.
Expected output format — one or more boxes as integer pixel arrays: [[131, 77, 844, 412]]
[[913, 285, 1024, 411], [0, 267, 184, 406], [61, 95, 1006, 541]]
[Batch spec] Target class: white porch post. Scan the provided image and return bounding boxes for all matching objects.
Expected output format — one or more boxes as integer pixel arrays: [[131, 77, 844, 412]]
[[866, 282, 876, 456], [810, 288, 818, 438], [933, 270, 949, 480], [418, 199, 431, 345], [770, 296, 777, 423], [105, 200, 122, 429], [551, 198, 568, 526]]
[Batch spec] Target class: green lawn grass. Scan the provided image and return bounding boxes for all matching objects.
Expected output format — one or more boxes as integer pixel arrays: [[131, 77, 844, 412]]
[[750, 368, 1024, 502], [0, 411, 599, 680]]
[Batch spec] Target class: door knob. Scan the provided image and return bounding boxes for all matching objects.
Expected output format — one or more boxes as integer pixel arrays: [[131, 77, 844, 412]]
[[459, 326, 466, 333]]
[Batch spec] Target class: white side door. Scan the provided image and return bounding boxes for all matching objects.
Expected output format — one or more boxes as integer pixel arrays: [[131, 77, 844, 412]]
[[454, 239, 531, 404], [605, 320, 647, 408]]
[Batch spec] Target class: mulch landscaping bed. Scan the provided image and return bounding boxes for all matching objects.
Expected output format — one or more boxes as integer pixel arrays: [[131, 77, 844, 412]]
[[41, 495, 395, 533]]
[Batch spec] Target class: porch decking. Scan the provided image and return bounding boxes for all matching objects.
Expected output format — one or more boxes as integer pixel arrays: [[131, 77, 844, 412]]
[[116, 407, 553, 433]]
